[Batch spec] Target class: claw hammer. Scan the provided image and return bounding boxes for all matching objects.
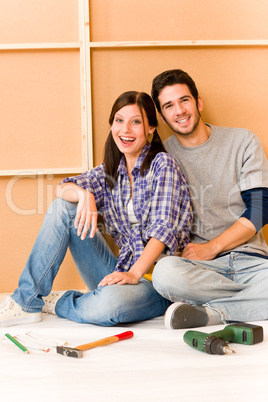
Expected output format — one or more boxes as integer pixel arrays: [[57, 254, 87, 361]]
[[56, 330, 134, 358]]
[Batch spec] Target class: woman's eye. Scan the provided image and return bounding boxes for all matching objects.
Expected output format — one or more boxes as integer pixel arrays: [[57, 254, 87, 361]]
[[115, 118, 123, 123], [133, 120, 142, 124]]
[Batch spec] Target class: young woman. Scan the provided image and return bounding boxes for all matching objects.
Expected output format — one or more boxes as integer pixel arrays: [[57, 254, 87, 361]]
[[0, 91, 192, 327]]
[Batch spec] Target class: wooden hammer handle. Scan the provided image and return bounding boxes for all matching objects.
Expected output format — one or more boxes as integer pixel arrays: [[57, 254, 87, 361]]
[[76, 331, 134, 351]]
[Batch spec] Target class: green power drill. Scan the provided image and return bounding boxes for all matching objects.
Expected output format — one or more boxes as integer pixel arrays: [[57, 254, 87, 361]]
[[184, 323, 263, 355]]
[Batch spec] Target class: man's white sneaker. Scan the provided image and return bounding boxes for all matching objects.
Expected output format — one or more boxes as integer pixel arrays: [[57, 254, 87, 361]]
[[42, 291, 66, 315], [164, 302, 222, 330], [0, 296, 42, 327]]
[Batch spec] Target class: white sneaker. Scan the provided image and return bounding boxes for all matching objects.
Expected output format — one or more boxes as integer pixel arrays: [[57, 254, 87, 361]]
[[164, 302, 222, 330], [0, 296, 42, 327], [42, 291, 66, 315], [164, 302, 209, 329]]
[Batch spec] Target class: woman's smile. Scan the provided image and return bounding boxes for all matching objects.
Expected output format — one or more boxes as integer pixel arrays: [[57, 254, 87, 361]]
[[111, 104, 155, 168]]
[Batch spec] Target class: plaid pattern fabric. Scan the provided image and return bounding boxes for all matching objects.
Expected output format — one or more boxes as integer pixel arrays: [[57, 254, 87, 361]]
[[62, 144, 192, 272]]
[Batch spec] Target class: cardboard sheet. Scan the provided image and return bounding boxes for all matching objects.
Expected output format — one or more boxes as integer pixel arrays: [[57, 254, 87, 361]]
[[0, 300, 267, 402]]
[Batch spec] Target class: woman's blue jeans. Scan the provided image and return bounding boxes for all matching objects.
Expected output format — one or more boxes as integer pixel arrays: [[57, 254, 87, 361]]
[[152, 253, 268, 323], [12, 198, 171, 326]]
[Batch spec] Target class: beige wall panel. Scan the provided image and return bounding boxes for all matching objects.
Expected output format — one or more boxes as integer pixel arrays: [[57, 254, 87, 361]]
[[91, 47, 268, 167], [1, 0, 268, 293], [1, 175, 86, 293], [0, 0, 78, 43], [0, 50, 82, 171], [89, 0, 268, 41]]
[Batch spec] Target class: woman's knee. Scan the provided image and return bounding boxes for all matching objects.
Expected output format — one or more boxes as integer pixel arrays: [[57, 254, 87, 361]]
[[48, 198, 76, 215], [45, 198, 77, 227]]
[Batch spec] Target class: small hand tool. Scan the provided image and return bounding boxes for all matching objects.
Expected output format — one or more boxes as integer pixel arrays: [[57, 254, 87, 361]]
[[184, 323, 263, 355], [5, 333, 30, 354], [57, 330, 134, 358]]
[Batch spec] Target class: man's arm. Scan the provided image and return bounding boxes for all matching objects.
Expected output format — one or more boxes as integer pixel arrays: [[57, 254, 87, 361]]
[[182, 187, 268, 261], [181, 217, 255, 261]]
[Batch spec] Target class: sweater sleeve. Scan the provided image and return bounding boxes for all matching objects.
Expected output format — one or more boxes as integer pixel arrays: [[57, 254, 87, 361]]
[[240, 187, 268, 232]]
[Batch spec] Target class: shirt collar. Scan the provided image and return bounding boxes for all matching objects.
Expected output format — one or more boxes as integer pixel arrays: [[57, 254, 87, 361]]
[[118, 143, 151, 176]]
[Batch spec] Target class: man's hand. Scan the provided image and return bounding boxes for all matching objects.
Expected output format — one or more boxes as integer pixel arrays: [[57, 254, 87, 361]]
[[98, 271, 141, 287], [181, 218, 257, 261], [181, 242, 218, 261]]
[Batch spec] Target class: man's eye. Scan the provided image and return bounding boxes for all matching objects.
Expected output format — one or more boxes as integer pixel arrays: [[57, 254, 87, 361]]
[[182, 97, 191, 103]]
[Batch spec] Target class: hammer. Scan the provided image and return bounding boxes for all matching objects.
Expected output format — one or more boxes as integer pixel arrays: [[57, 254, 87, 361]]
[[56, 330, 134, 358]]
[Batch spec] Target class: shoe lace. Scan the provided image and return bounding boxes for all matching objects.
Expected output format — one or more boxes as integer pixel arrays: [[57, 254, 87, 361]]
[[1, 297, 15, 311], [7, 299, 15, 309]]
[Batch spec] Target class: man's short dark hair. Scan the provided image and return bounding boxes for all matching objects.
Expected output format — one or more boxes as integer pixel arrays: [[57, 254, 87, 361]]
[[151, 69, 199, 114]]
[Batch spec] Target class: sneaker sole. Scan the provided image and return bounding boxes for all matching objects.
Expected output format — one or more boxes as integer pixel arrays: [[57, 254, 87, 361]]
[[0, 314, 42, 328], [165, 303, 208, 329]]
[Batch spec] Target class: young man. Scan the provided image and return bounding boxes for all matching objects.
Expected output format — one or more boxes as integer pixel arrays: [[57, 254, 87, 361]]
[[151, 69, 268, 329]]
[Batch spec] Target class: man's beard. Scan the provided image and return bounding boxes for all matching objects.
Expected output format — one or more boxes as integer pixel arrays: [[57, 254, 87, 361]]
[[163, 113, 201, 137]]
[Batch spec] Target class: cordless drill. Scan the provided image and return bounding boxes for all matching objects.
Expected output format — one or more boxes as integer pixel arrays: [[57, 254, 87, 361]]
[[183, 323, 263, 355]]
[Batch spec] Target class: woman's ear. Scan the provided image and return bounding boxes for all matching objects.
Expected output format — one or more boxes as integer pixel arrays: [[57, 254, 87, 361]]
[[149, 126, 156, 135], [147, 127, 155, 143]]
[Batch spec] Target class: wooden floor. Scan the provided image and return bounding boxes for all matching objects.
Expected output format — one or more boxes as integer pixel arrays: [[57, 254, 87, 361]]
[[0, 293, 267, 402]]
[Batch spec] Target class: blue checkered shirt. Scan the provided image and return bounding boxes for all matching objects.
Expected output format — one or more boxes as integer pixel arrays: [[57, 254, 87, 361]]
[[62, 144, 192, 272]]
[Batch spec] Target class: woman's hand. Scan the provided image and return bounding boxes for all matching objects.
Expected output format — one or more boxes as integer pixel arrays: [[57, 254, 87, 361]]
[[98, 271, 141, 287], [75, 190, 98, 240], [56, 183, 98, 239], [98, 238, 166, 287]]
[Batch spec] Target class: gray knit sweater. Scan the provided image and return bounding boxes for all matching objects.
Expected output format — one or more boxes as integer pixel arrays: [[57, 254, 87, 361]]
[[164, 125, 268, 256]]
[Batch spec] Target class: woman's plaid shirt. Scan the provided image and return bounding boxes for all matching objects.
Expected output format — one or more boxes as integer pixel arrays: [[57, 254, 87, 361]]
[[62, 144, 193, 272]]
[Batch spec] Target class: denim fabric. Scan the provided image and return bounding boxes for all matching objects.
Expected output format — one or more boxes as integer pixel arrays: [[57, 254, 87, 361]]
[[152, 253, 268, 323], [12, 198, 171, 325]]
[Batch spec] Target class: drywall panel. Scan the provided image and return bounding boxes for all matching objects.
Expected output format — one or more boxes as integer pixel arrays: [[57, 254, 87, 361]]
[[89, 0, 268, 42], [90, 47, 268, 167], [1, 175, 86, 293], [0, 0, 79, 44], [0, 50, 82, 171]]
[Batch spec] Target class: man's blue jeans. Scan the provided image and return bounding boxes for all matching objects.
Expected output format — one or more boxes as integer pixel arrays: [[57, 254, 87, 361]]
[[152, 253, 268, 323], [12, 198, 171, 326]]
